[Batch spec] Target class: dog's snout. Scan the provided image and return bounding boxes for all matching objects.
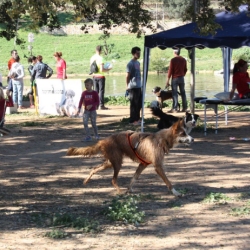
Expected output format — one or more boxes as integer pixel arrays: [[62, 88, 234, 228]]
[[185, 136, 194, 143]]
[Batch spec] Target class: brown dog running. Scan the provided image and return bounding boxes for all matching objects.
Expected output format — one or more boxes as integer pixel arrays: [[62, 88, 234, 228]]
[[152, 86, 180, 110], [66, 119, 194, 197]]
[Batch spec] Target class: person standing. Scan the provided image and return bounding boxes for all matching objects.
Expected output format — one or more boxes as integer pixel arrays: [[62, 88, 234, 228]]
[[0, 88, 13, 130], [27, 56, 37, 108], [90, 45, 111, 110], [9, 56, 25, 109], [7, 49, 18, 92], [166, 48, 188, 113], [126, 46, 142, 126], [32, 55, 53, 79], [229, 59, 250, 100], [77, 78, 100, 142], [53, 52, 67, 79]]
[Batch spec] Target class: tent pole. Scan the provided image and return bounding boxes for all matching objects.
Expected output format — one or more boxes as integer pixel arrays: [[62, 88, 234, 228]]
[[190, 48, 196, 113], [141, 47, 150, 132]]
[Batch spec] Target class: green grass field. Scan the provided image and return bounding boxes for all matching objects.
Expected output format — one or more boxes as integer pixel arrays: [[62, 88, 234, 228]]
[[0, 29, 245, 77]]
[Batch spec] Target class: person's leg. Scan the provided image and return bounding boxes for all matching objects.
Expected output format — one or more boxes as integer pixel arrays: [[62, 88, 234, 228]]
[[12, 81, 18, 105], [83, 110, 91, 139], [178, 77, 187, 110], [99, 77, 106, 108], [17, 81, 23, 108], [171, 78, 178, 110], [129, 88, 138, 123], [134, 88, 142, 121], [93, 77, 99, 95], [89, 110, 99, 138]]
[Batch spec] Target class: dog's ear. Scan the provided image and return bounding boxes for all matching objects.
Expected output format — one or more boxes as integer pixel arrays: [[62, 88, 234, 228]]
[[171, 119, 184, 133]]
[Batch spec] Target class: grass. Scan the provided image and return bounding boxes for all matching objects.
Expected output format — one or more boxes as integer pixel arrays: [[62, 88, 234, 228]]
[[1, 28, 247, 78], [202, 192, 231, 204]]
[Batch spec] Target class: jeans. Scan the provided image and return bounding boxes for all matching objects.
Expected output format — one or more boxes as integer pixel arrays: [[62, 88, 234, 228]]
[[12, 79, 23, 107], [83, 110, 98, 137], [171, 76, 187, 110], [129, 88, 142, 123], [93, 77, 105, 107]]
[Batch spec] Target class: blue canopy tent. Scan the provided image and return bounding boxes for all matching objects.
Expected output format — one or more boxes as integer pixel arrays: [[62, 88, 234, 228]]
[[141, 7, 250, 130]]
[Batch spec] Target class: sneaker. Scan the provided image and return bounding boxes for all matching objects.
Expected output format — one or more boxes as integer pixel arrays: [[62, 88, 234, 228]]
[[168, 109, 178, 113], [82, 136, 92, 142], [99, 106, 109, 110]]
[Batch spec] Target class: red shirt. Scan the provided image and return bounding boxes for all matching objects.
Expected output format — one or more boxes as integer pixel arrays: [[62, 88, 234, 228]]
[[0, 96, 14, 121], [56, 58, 67, 79], [78, 90, 99, 111], [8, 58, 16, 70], [232, 72, 250, 98], [168, 56, 187, 79]]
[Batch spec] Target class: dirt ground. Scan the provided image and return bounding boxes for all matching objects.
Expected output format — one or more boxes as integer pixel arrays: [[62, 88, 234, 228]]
[[1, 106, 250, 250]]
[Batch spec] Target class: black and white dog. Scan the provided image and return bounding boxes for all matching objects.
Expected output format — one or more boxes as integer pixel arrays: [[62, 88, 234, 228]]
[[151, 106, 199, 134]]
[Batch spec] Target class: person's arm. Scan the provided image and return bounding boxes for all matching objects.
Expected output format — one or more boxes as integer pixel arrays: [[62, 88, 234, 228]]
[[32, 65, 36, 80], [229, 83, 237, 100], [15, 65, 25, 80], [99, 63, 111, 73], [126, 72, 131, 89], [77, 93, 84, 114], [61, 60, 67, 79], [93, 91, 100, 108], [46, 65, 53, 79]]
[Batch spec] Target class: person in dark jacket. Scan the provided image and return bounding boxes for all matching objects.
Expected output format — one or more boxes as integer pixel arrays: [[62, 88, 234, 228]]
[[32, 55, 53, 79]]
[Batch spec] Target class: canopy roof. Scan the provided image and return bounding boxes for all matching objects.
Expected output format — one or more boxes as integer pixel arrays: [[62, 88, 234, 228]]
[[145, 9, 250, 49]]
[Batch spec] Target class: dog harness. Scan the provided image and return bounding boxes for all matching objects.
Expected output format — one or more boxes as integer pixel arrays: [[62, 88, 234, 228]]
[[127, 132, 151, 166]]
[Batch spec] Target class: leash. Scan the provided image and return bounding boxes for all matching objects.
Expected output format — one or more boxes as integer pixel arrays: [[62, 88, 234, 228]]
[[127, 132, 151, 166]]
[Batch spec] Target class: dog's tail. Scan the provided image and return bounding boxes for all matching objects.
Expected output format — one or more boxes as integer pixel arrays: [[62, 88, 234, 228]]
[[66, 143, 101, 157], [151, 107, 165, 118]]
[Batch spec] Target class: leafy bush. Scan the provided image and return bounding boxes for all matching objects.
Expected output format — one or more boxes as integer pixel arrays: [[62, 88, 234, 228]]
[[102, 195, 145, 224], [52, 213, 99, 233], [149, 48, 170, 73], [45, 229, 68, 239], [232, 47, 250, 62]]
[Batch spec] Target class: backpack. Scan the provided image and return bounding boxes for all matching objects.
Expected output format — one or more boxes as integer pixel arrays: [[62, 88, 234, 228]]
[[89, 60, 98, 75]]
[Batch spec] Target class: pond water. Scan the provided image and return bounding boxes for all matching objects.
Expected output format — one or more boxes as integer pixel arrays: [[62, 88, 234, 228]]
[[23, 73, 226, 101], [105, 73, 225, 101]]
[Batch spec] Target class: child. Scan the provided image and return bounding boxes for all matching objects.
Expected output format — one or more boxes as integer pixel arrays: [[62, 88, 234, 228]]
[[0, 87, 14, 135], [77, 78, 100, 142]]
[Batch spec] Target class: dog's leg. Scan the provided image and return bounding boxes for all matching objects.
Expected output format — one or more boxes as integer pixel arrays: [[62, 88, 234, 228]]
[[84, 160, 112, 185], [126, 163, 147, 194], [111, 165, 122, 193], [154, 165, 181, 197]]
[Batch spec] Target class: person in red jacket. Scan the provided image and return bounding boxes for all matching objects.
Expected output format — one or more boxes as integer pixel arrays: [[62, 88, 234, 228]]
[[7, 49, 18, 92], [0, 87, 14, 135], [77, 78, 100, 142], [166, 48, 188, 113]]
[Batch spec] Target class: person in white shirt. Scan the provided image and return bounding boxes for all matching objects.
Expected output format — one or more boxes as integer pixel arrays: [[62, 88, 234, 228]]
[[90, 45, 111, 110], [9, 55, 25, 109]]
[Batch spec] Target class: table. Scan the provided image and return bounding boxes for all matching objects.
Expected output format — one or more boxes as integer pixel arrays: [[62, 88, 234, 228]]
[[195, 97, 250, 135]]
